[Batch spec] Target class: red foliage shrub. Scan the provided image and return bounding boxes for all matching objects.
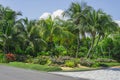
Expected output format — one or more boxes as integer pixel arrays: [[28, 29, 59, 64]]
[[6, 53, 16, 62]]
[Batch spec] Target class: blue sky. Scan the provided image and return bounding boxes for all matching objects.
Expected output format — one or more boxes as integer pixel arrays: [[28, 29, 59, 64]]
[[0, 0, 120, 20]]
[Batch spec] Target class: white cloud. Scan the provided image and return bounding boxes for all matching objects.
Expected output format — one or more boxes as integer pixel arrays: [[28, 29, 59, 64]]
[[39, 12, 51, 20], [52, 9, 64, 19], [115, 20, 120, 26], [39, 9, 65, 20]]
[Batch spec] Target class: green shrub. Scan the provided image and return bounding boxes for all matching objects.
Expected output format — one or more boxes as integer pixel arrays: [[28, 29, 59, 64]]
[[96, 58, 116, 63], [15, 54, 27, 62], [80, 58, 94, 67], [0, 53, 6, 63], [25, 55, 34, 63], [92, 62, 101, 67], [37, 51, 49, 56], [51, 56, 72, 65], [33, 56, 49, 65], [65, 60, 75, 67], [52, 57, 64, 65], [72, 58, 80, 66]]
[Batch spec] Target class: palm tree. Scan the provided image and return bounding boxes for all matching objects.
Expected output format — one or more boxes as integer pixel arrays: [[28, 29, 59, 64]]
[[0, 5, 22, 54], [64, 2, 92, 58], [39, 16, 74, 57], [17, 18, 45, 56], [85, 9, 118, 58]]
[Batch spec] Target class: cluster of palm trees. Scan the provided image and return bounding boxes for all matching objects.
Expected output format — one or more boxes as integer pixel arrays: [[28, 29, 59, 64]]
[[0, 2, 119, 59]]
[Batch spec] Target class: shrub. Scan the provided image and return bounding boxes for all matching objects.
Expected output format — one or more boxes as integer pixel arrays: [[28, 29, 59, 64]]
[[80, 58, 94, 67], [33, 56, 49, 65], [92, 62, 101, 67], [25, 55, 33, 63], [0, 53, 6, 63], [52, 57, 64, 65], [15, 54, 27, 62], [65, 60, 75, 67], [96, 58, 116, 63], [51, 56, 72, 65], [5, 53, 16, 62]]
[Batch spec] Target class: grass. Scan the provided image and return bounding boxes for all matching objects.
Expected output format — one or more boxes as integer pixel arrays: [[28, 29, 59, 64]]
[[0, 62, 120, 72], [100, 62, 120, 67], [3, 62, 62, 72]]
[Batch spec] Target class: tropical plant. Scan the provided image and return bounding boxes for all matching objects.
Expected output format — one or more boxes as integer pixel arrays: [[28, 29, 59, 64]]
[[64, 2, 92, 58]]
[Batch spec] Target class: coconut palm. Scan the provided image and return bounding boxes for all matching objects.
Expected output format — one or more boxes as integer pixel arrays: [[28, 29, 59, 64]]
[[39, 16, 74, 56], [17, 18, 46, 56], [86, 9, 118, 58], [0, 5, 22, 53], [64, 2, 92, 57]]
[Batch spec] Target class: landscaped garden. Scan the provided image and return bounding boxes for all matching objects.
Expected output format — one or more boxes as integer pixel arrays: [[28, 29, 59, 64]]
[[0, 2, 120, 71]]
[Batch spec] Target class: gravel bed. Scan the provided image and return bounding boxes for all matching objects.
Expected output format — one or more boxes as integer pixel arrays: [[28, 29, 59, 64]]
[[50, 68, 120, 80]]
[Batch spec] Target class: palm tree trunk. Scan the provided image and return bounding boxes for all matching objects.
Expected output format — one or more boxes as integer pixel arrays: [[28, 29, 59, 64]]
[[86, 37, 95, 58], [76, 33, 80, 58]]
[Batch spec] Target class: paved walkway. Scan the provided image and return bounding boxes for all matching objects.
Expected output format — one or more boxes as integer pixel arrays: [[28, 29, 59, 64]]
[[0, 65, 86, 80], [51, 68, 120, 80]]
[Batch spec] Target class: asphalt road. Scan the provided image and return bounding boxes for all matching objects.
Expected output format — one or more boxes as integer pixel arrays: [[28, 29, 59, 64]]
[[0, 65, 87, 80]]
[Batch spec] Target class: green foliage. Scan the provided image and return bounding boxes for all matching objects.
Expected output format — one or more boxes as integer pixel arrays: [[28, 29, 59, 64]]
[[78, 47, 88, 57], [0, 1, 120, 64], [80, 58, 94, 67], [95, 58, 116, 63], [32, 56, 49, 65], [15, 54, 27, 62], [0, 53, 6, 63], [54, 45, 67, 56], [51, 56, 72, 65], [65, 60, 75, 67]]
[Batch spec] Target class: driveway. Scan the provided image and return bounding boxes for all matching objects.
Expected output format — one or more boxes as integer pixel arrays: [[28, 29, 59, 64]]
[[0, 65, 87, 80], [51, 68, 120, 80]]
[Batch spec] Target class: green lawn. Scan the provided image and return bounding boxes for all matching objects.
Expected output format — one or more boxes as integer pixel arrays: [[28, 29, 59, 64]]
[[3, 62, 62, 72], [1, 62, 120, 72]]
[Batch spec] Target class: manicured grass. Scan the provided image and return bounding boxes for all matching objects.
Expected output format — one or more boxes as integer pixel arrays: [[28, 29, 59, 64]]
[[1, 62, 120, 72], [3, 62, 62, 72], [101, 62, 120, 67]]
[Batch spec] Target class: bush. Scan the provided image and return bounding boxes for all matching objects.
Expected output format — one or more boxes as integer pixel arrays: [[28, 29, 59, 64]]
[[92, 62, 101, 67], [51, 56, 72, 65], [33, 56, 49, 65], [25, 55, 33, 63], [0, 53, 6, 63], [15, 54, 27, 62], [5, 53, 16, 62], [72, 58, 80, 66], [65, 60, 75, 67], [52, 57, 64, 65], [96, 58, 116, 63], [80, 58, 94, 67]]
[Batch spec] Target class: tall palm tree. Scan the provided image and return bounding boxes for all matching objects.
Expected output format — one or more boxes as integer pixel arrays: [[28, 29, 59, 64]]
[[0, 5, 22, 53], [64, 2, 92, 58], [86, 9, 118, 58]]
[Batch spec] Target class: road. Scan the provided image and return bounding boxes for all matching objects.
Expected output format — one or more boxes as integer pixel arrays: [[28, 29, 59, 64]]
[[0, 65, 87, 80]]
